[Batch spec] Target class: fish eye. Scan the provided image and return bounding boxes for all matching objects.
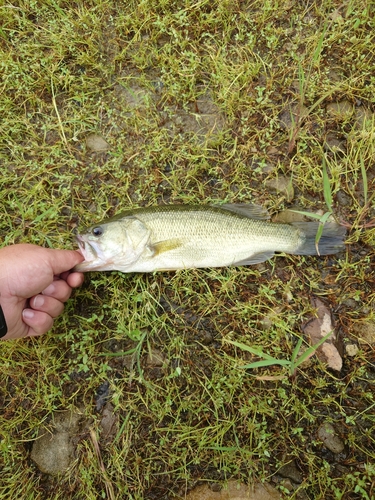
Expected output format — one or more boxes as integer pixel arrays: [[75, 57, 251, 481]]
[[92, 226, 104, 237]]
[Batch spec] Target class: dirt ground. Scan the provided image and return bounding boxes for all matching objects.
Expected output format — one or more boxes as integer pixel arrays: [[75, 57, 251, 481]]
[[1, 1, 375, 499]]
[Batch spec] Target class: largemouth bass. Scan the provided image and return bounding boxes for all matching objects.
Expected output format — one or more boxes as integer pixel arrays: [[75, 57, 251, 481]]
[[74, 204, 346, 272]]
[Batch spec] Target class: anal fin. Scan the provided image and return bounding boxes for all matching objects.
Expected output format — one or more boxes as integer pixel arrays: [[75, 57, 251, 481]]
[[232, 251, 275, 266]]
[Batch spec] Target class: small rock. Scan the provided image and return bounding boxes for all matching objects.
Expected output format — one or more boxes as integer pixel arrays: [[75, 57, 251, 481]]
[[261, 307, 283, 331], [317, 422, 345, 454], [326, 101, 354, 120], [279, 103, 309, 130], [336, 190, 352, 207], [272, 210, 307, 224], [320, 343, 343, 371], [345, 344, 359, 357], [324, 131, 346, 153], [351, 320, 375, 345], [85, 133, 110, 152], [354, 107, 374, 130], [31, 430, 74, 475], [181, 480, 281, 500], [265, 176, 294, 202], [277, 460, 302, 483], [95, 380, 110, 412], [278, 479, 294, 493], [100, 403, 118, 445], [146, 348, 167, 367], [302, 298, 343, 371], [31, 410, 87, 475]]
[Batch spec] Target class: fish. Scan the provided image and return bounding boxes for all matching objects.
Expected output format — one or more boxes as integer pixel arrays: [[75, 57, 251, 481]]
[[74, 204, 346, 273]]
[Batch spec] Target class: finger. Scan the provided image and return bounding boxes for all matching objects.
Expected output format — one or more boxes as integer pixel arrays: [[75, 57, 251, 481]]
[[41, 280, 72, 302], [30, 295, 65, 318], [22, 309, 54, 336], [66, 272, 85, 288], [46, 249, 84, 276], [59, 270, 85, 288]]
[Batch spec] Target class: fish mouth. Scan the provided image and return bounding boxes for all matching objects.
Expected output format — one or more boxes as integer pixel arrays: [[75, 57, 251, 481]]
[[74, 235, 102, 271], [76, 235, 97, 259], [74, 235, 117, 272]]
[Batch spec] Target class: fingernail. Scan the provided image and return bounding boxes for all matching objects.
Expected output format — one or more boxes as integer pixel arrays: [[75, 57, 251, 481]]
[[33, 295, 45, 308], [23, 309, 35, 320], [42, 283, 55, 295]]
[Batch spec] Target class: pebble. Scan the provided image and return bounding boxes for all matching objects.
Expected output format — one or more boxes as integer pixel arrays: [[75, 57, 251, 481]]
[[341, 298, 358, 309], [179, 480, 281, 500], [31, 410, 87, 475], [100, 403, 118, 445], [336, 190, 352, 207], [354, 107, 374, 130], [265, 176, 294, 202], [277, 460, 302, 483], [146, 348, 167, 367], [272, 210, 307, 224], [352, 321, 375, 345], [324, 131, 346, 153], [317, 422, 345, 454], [302, 298, 343, 371], [326, 101, 354, 120], [279, 103, 309, 130], [85, 133, 110, 152], [345, 344, 359, 356]]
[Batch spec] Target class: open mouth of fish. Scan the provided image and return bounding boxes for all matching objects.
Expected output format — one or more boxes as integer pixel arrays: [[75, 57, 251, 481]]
[[74, 235, 115, 272], [76, 235, 98, 262]]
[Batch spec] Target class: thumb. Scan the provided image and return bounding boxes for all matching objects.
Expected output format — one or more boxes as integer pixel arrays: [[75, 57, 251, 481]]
[[45, 249, 84, 275]]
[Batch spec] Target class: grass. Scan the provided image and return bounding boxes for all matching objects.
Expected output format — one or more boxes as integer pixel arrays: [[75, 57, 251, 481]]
[[225, 330, 333, 378], [1, 0, 375, 498]]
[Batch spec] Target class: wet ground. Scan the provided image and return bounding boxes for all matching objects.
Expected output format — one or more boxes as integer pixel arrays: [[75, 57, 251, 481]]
[[1, 1, 375, 499]]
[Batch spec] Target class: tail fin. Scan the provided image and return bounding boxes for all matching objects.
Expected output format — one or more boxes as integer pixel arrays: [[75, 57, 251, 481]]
[[291, 222, 346, 256]]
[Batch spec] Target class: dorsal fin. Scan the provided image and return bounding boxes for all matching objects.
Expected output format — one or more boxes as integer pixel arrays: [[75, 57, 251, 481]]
[[218, 203, 270, 220]]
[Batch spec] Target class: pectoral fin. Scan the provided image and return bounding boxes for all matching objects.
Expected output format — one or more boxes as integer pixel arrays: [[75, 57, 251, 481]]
[[152, 238, 184, 256]]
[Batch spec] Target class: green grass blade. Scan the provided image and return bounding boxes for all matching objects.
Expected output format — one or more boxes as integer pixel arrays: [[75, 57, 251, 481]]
[[312, 22, 328, 64], [289, 210, 325, 220], [322, 157, 333, 212], [290, 337, 303, 365], [315, 211, 333, 255], [225, 340, 275, 360], [360, 156, 368, 205], [294, 331, 333, 367], [241, 359, 291, 369], [33, 207, 57, 223], [298, 60, 305, 97]]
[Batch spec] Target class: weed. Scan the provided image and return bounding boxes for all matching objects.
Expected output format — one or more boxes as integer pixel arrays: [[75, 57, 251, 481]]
[[225, 331, 332, 378]]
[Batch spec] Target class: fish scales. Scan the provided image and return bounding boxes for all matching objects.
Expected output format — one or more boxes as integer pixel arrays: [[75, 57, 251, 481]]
[[124, 207, 299, 268], [74, 204, 346, 273]]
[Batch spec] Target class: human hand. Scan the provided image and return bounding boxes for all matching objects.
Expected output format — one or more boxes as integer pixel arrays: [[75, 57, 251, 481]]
[[0, 244, 84, 340]]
